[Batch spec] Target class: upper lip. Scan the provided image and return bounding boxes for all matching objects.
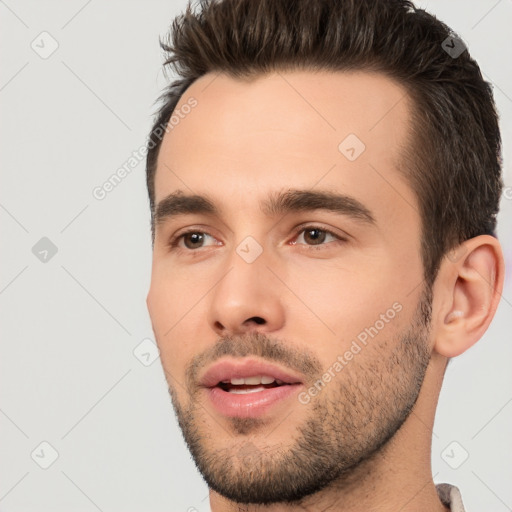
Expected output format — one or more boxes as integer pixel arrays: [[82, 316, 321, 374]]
[[199, 358, 304, 388]]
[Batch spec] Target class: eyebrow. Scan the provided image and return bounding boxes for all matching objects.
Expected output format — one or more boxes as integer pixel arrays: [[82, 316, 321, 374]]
[[153, 189, 376, 227]]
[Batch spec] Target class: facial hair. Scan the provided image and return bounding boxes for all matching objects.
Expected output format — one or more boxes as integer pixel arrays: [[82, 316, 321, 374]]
[[166, 287, 432, 505]]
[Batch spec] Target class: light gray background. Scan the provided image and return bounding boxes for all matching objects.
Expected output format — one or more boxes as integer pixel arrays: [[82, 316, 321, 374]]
[[1, 1, 511, 511]]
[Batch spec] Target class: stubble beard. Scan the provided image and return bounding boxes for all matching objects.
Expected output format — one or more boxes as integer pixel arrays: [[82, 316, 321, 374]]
[[166, 289, 432, 505]]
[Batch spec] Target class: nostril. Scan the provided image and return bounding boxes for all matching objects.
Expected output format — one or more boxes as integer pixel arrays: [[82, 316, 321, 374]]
[[247, 317, 265, 325]]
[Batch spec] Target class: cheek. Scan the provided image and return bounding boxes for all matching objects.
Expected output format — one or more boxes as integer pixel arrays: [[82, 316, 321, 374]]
[[147, 276, 208, 378], [281, 256, 409, 356], [147, 281, 173, 336], [147, 279, 185, 361], [147, 261, 201, 334]]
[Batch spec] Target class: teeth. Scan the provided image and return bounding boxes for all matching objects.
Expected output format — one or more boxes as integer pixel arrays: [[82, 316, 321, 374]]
[[229, 386, 266, 394], [227, 375, 277, 385]]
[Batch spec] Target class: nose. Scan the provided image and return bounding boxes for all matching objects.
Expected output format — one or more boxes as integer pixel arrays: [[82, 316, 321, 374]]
[[207, 248, 286, 337]]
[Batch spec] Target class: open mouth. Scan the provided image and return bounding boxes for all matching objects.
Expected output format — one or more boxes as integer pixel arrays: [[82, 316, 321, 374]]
[[216, 376, 289, 394], [204, 368, 303, 418]]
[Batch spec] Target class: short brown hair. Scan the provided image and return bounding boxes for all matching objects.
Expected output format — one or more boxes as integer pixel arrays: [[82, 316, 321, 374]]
[[146, 0, 502, 286]]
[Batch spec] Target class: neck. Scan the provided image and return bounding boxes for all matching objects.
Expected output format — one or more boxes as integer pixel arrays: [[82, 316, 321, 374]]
[[209, 354, 450, 512]]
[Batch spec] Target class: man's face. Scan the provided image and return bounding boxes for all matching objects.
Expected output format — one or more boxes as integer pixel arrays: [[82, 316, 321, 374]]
[[147, 70, 433, 504]]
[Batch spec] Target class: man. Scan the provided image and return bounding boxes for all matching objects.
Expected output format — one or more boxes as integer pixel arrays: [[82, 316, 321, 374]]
[[145, 0, 505, 510]]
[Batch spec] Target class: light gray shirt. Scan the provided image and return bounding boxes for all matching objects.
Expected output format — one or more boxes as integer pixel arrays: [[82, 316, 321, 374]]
[[437, 483, 466, 512]]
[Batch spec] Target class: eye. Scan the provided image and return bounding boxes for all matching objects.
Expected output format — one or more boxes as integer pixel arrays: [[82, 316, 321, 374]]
[[292, 225, 345, 247], [169, 230, 219, 250]]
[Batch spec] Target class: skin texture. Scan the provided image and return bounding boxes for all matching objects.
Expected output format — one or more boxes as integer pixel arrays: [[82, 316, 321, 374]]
[[146, 70, 504, 511]]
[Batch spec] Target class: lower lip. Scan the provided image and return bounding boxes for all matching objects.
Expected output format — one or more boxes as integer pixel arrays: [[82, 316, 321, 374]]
[[205, 384, 303, 418]]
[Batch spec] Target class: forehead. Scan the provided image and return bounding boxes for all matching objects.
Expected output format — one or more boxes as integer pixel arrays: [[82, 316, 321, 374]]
[[154, 70, 416, 221]]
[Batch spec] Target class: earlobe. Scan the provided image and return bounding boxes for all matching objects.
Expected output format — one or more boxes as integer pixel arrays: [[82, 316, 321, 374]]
[[434, 235, 504, 358]]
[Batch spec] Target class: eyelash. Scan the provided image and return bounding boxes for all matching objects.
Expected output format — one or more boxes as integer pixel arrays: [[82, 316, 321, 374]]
[[167, 225, 346, 252]]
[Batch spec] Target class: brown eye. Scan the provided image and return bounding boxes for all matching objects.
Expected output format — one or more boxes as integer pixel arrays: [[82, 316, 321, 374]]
[[169, 230, 218, 251], [183, 232, 206, 249], [303, 228, 327, 245], [295, 226, 341, 247]]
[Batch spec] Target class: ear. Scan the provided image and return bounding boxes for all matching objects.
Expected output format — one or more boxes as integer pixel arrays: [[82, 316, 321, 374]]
[[432, 235, 505, 358]]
